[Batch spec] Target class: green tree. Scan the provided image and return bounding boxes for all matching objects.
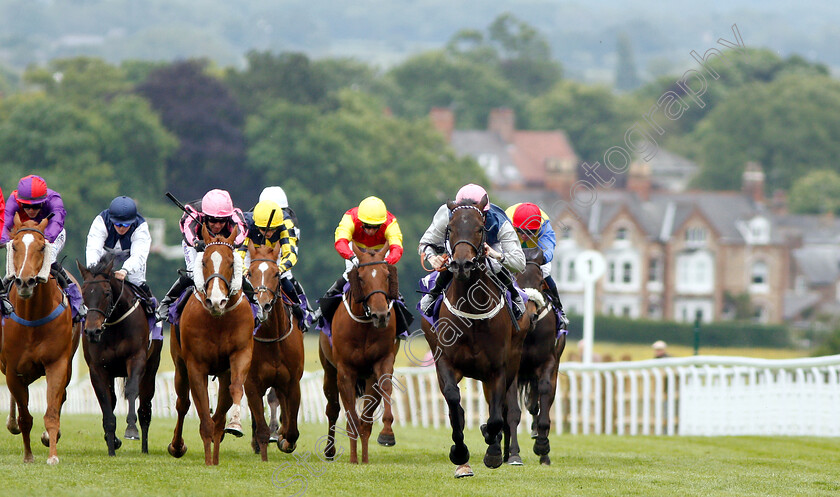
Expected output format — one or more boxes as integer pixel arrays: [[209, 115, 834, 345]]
[[24, 56, 133, 107], [245, 90, 485, 301], [691, 74, 840, 191], [528, 80, 636, 164], [788, 170, 840, 215]]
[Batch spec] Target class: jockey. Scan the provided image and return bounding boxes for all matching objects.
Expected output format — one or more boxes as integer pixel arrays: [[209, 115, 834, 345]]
[[85, 196, 156, 315], [155, 189, 248, 322], [505, 202, 567, 322], [418, 183, 526, 319], [0, 175, 85, 322], [240, 199, 308, 330]]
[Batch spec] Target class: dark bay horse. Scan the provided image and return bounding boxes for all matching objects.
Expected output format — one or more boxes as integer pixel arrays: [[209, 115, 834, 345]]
[[505, 248, 566, 465], [245, 243, 304, 461], [77, 256, 163, 456], [421, 197, 530, 478], [1, 215, 80, 464], [167, 226, 254, 465], [319, 245, 400, 464]]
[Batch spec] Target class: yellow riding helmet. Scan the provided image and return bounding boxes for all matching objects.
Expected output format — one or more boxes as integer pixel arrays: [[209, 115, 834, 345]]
[[253, 200, 284, 229], [357, 196, 387, 225]]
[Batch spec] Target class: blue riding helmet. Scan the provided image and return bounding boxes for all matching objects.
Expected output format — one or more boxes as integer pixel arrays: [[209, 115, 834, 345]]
[[108, 196, 138, 224]]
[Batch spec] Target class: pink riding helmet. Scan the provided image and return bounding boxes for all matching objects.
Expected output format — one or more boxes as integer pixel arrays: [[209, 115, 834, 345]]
[[455, 184, 490, 211], [201, 189, 235, 217]]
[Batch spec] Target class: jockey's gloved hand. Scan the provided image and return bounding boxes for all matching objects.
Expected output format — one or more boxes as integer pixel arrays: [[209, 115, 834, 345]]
[[194, 241, 206, 252], [426, 254, 446, 271], [350, 256, 360, 267], [484, 243, 503, 262]]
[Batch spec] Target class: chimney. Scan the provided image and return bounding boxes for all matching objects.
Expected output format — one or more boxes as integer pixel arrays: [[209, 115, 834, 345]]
[[741, 161, 765, 203], [488, 107, 516, 144], [771, 189, 788, 215], [545, 158, 578, 199], [429, 107, 454, 142], [627, 160, 652, 201]]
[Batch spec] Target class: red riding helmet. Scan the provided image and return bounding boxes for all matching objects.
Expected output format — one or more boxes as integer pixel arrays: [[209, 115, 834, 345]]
[[512, 203, 543, 231]]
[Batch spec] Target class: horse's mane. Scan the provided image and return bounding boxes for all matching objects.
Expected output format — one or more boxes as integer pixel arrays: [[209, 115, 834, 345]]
[[89, 253, 119, 277]]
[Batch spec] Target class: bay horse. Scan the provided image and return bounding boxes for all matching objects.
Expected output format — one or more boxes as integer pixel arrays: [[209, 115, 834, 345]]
[[505, 248, 566, 465], [421, 197, 530, 478], [76, 255, 163, 456], [244, 243, 304, 461], [1, 215, 80, 464], [319, 244, 400, 464], [167, 226, 254, 466]]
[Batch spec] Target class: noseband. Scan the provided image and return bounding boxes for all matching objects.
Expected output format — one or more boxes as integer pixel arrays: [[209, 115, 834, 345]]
[[251, 257, 280, 306], [203, 241, 237, 297], [349, 260, 394, 320], [82, 277, 129, 326], [446, 205, 487, 264]]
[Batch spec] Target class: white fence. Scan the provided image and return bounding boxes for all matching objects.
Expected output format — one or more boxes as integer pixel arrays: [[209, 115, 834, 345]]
[[3, 355, 840, 436]]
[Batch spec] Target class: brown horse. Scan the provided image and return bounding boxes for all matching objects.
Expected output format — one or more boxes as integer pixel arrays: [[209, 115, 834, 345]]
[[505, 248, 566, 465], [167, 226, 254, 465], [319, 245, 400, 464], [1, 215, 80, 464], [244, 243, 304, 461], [77, 255, 163, 456], [421, 197, 530, 477]]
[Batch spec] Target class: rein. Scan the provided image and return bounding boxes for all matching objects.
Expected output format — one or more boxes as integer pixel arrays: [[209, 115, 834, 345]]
[[250, 256, 294, 343], [199, 240, 240, 300], [83, 277, 126, 322]]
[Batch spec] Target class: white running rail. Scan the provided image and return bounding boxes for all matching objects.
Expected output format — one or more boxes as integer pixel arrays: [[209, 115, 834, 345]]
[[3, 355, 840, 436]]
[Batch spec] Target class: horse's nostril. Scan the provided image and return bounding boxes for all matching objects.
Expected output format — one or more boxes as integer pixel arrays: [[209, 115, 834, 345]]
[[14, 278, 22, 286], [26, 278, 36, 287], [205, 298, 213, 308]]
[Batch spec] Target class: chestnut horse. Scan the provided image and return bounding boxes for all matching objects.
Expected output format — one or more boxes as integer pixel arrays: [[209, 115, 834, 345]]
[[244, 243, 304, 461], [421, 197, 529, 478], [167, 226, 254, 465], [319, 245, 400, 464], [505, 248, 566, 465], [1, 215, 80, 464], [77, 255, 163, 456]]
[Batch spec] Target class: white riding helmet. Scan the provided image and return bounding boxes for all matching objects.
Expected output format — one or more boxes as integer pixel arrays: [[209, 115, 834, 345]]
[[259, 186, 288, 209]]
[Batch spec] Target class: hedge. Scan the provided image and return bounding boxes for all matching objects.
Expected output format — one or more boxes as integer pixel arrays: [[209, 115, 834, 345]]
[[564, 314, 792, 349]]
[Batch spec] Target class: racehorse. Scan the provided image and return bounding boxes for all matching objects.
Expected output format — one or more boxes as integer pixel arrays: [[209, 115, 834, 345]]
[[319, 245, 400, 464], [77, 255, 163, 456], [1, 215, 80, 464], [167, 226, 254, 465], [244, 243, 304, 461], [421, 197, 530, 477], [505, 248, 566, 465]]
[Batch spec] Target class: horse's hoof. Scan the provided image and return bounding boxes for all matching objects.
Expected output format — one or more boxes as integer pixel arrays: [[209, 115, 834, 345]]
[[224, 423, 244, 438], [277, 438, 296, 454], [23, 454, 34, 463], [105, 434, 122, 450], [46, 455, 59, 465], [540, 455, 551, 466], [533, 438, 550, 456], [41, 430, 60, 447], [454, 464, 474, 478], [507, 455, 524, 466], [269, 434, 279, 443], [124, 426, 140, 440], [6, 417, 20, 435], [377, 433, 396, 447], [168, 442, 187, 458], [483, 445, 503, 469], [530, 428, 538, 439], [251, 440, 261, 455]]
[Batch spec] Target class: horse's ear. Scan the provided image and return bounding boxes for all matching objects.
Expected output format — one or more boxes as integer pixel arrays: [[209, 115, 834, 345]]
[[271, 240, 282, 259], [376, 244, 389, 259], [446, 200, 457, 211], [76, 259, 90, 280], [348, 266, 363, 302], [225, 225, 239, 245], [247, 241, 257, 259], [104, 258, 115, 275], [352, 243, 364, 259], [13, 212, 21, 230], [478, 194, 488, 212], [200, 224, 212, 244]]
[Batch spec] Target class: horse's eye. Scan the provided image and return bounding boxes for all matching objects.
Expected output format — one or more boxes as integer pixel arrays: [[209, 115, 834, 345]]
[[40, 246, 45, 252]]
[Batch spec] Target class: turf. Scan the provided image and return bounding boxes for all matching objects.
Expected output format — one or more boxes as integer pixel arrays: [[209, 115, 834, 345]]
[[1, 414, 839, 497]]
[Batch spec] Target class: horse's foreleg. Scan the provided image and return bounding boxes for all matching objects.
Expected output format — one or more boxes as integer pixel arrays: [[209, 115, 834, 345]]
[[225, 348, 251, 438], [434, 359, 469, 472], [278, 381, 301, 454], [244, 378, 269, 461], [535, 357, 560, 464], [320, 348, 341, 461], [5, 373, 34, 462], [481, 373, 506, 469], [124, 352, 146, 441], [359, 380, 383, 464], [213, 372, 234, 466], [43, 357, 71, 465], [89, 366, 118, 456], [138, 339, 162, 454], [6, 395, 20, 435], [167, 356, 191, 458], [504, 375, 523, 465], [186, 363, 213, 465], [376, 350, 397, 448], [336, 367, 361, 464]]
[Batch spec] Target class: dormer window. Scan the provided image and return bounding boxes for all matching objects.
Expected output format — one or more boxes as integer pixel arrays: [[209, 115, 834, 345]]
[[685, 227, 707, 247], [748, 217, 770, 245], [616, 227, 628, 240]]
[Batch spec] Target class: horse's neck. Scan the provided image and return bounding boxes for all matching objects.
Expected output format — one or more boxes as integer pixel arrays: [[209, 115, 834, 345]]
[[14, 279, 63, 318], [447, 269, 502, 312]]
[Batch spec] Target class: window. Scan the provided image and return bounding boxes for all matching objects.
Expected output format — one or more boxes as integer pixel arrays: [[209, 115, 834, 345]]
[[623, 262, 633, 283], [560, 226, 572, 239], [567, 260, 577, 283], [608, 261, 616, 283], [675, 251, 714, 294], [685, 227, 707, 247], [622, 306, 631, 317], [616, 227, 628, 240], [648, 258, 660, 283], [751, 261, 768, 285]]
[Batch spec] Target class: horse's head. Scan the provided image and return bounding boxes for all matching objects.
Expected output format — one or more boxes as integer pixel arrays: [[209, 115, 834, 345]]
[[446, 195, 488, 280], [247, 242, 282, 323], [77, 257, 119, 343], [195, 225, 241, 316], [348, 244, 398, 329], [518, 248, 546, 290], [6, 214, 51, 299]]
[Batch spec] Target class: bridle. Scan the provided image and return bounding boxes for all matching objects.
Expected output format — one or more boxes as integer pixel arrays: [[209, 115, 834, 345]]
[[250, 257, 281, 308], [348, 260, 394, 321], [445, 205, 487, 265], [202, 241, 237, 297], [82, 276, 135, 327]]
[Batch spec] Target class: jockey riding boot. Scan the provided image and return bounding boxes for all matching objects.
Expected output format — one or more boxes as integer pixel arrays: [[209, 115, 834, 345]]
[[51, 262, 86, 323], [134, 282, 156, 316], [155, 274, 193, 323], [0, 276, 13, 316], [242, 277, 256, 304], [496, 267, 525, 321], [280, 277, 308, 332], [419, 270, 453, 317], [291, 277, 314, 312], [310, 276, 347, 324], [544, 275, 569, 329]]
